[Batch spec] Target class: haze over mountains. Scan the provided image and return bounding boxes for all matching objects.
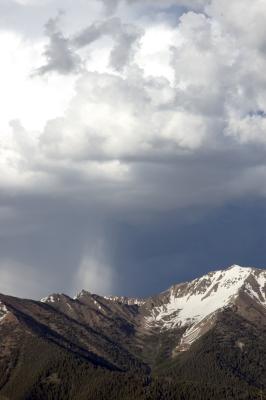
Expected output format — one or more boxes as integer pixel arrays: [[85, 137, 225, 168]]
[[0, 265, 266, 399]]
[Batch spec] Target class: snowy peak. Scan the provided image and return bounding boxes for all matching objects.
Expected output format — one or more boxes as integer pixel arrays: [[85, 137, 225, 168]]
[[171, 264, 252, 298], [145, 265, 266, 350], [171, 264, 266, 309]]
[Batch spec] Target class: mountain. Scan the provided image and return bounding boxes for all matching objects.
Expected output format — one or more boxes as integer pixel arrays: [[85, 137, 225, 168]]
[[0, 265, 266, 399]]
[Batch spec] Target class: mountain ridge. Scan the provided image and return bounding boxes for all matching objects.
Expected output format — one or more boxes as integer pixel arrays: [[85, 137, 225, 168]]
[[0, 264, 266, 399], [40, 264, 266, 304], [36, 264, 266, 350]]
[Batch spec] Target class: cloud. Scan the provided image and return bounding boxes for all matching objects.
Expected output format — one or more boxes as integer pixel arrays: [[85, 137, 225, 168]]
[[4, 0, 266, 205], [207, 0, 266, 50], [5, 0, 266, 205], [73, 18, 142, 71], [36, 12, 81, 75], [38, 70, 210, 164], [37, 15, 142, 75], [226, 112, 266, 145], [101, 0, 120, 14]]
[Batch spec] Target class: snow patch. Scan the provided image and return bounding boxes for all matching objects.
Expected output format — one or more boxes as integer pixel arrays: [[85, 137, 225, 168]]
[[0, 301, 8, 322], [93, 299, 102, 311], [40, 295, 57, 303], [41, 295, 55, 303], [104, 296, 145, 306]]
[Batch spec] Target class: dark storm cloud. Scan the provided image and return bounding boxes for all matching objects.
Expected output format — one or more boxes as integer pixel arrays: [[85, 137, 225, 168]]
[[109, 199, 266, 297], [1, 138, 266, 299], [1, 176, 266, 299]]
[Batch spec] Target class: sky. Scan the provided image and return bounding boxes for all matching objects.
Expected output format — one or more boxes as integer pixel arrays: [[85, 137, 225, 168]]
[[1, 0, 266, 299]]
